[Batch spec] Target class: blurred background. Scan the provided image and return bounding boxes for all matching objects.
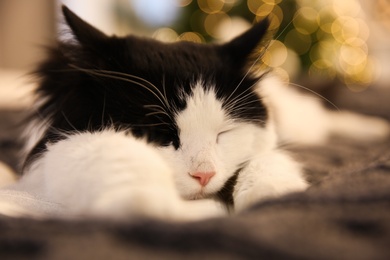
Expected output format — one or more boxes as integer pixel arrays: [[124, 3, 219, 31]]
[[0, 0, 389, 172], [1, 0, 390, 100]]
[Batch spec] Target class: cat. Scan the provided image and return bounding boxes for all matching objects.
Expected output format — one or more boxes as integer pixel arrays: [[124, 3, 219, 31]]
[[4, 6, 389, 221]]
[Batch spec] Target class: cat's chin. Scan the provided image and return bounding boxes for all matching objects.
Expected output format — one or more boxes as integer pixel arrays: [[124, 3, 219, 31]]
[[185, 195, 212, 202], [179, 186, 220, 201], [185, 192, 208, 200]]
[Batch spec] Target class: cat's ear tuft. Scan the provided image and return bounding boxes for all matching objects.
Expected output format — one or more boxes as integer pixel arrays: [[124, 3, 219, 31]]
[[62, 5, 108, 45], [219, 18, 271, 66]]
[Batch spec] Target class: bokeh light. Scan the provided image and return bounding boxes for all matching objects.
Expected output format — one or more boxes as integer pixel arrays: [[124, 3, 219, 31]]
[[125, 0, 383, 90], [204, 12, 230, 39], [179, 31, 204, 42], [152, 27, 178, 42], [198, 0, 225, 14], [178, 0, 193, 7]]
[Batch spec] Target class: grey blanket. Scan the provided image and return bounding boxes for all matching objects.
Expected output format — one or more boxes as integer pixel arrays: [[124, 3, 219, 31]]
[[0, 84, 389, 259]]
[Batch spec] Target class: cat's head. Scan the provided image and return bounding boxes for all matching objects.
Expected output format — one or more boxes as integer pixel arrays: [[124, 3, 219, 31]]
[[32, 6, 277, 201]]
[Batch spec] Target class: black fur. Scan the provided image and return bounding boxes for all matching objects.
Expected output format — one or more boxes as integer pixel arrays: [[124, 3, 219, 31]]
[[25, 6, 270, 167]]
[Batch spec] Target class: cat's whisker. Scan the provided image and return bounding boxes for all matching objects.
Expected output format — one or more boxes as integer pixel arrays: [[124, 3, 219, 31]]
[[143, 104, 174, 122], [223, 86, 252, 110], [52, 66, 176, 124], [143, 104, 167, 112], [96, 117, 116, 132], [223, 75, 266, 112], [224, 90, 256, 112], [70, 65, 176, 121], [47, 67, 169, 111], [229, 106, 262, 114], [289, 82, 340, 111], [145, 111, 171, 118], [162, 74, 169, 107], [230, 14, 299, 107], [226, 49, 270, 105], [232, 110, 266, 120], [68, 65, 171, 116], [162, 74, 179, 117], [225, 75, 255, 107], [245, 16, 297, 79], [27, 113, 75, 144], [101, 92, 107, 127], [130, 122, 171, 127], [224, 84, 263, 113], [93, 68, 171, 110], [61, 111, 80, 133]]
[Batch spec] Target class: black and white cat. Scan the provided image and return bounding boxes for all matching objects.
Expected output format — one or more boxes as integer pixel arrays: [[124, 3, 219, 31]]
[[4, 6, 389, 221]]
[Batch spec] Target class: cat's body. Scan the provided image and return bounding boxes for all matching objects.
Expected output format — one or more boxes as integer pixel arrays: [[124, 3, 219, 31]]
[[3, 6, 389, 221]]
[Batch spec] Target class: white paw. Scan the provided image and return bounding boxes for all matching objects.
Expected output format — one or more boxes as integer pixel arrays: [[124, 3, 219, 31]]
[[233, 151, 308, 212], [234, 182, 279, 212]]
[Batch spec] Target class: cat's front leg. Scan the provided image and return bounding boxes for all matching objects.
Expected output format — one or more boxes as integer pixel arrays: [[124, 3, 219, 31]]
[[233, 150, 308, 212], [25, 131, 187, 220]]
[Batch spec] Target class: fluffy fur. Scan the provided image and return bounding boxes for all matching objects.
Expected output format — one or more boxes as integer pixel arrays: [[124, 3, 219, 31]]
[[13, 6, 389, 221]]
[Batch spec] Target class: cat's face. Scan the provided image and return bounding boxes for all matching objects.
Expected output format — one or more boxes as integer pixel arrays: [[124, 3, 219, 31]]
[[30, 6, 274, 200], [159, 82, 276, 200]]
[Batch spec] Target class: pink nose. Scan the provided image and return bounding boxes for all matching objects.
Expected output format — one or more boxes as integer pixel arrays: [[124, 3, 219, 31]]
[[191, 172, 216, 186]]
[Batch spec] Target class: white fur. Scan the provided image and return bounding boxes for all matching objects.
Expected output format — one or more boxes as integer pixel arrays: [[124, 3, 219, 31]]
[[165, 83, 306, 210], [9, 75, 389, 221], [234, 150, 306, 212], [23, 81, 306, 220], [259, 75, 390, 144], [21, 130, 226, 221], [159, 83, 278, 199]]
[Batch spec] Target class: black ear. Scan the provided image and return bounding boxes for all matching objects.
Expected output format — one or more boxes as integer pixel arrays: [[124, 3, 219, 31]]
[[62, 5, 108, 45], [219, 18, 270, 65]]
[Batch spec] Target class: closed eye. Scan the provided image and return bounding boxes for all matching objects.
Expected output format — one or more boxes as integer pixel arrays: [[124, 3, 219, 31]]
[[216, 129, 232, 143]]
